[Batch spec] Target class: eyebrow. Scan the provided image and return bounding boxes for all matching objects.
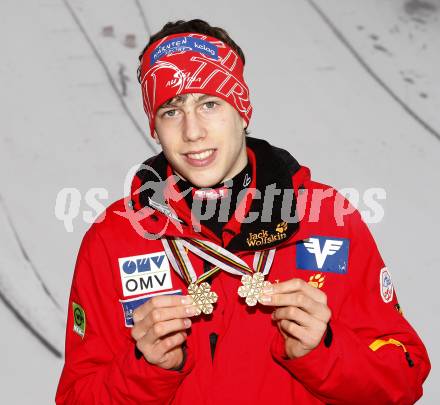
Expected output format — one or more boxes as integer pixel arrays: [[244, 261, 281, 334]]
[[158, 94, 216, 109]]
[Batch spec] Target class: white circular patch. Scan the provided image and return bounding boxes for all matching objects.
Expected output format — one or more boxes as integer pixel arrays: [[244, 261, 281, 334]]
[[380, 267, 394, 303]]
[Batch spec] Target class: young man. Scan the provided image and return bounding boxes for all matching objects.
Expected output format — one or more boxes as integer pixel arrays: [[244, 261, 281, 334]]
[[56, 19, 430, 404]]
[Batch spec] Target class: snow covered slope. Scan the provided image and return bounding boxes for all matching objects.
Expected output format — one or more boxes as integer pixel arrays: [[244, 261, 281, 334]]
[[312, 0, 440, 140], [0, 0, 438, 403]]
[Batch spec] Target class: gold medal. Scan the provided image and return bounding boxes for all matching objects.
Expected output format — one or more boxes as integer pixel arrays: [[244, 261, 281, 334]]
[[163, 237, 276, 311], [238, 273, 272, 306], [187, 282, 218, 315]]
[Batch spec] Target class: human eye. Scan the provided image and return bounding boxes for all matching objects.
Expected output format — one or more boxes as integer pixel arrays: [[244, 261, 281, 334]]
[[203, 100, 219, 110], [161, 109, 177, 118]]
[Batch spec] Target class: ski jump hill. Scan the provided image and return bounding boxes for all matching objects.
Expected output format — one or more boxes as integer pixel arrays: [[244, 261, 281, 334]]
[[0, 0, 438, 403]]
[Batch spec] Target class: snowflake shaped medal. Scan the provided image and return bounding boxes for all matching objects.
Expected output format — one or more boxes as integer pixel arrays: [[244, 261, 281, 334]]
[[237, 273, 272, 306], [187, 282, 218, 315]]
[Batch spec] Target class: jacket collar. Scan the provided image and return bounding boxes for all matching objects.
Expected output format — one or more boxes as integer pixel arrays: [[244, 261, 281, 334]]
[[130, 137, 308, 252]]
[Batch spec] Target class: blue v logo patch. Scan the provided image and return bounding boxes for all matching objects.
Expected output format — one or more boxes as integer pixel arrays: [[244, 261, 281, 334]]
[[296, 236, 349, 274]]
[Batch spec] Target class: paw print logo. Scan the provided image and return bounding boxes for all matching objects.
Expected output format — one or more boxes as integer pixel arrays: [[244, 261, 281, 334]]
[[308, 273, 325, 289], [276, 221, 288, 233]]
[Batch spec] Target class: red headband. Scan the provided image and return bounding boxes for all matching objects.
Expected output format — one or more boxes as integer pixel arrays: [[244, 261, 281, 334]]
[[139, 33, 252, 136]]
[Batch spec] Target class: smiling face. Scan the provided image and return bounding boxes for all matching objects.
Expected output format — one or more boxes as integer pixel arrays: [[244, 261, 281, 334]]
[[153, 93, 248, 188]]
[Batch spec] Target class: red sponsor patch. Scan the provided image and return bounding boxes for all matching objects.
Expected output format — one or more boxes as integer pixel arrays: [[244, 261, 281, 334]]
[[193, 186, 229, 200]]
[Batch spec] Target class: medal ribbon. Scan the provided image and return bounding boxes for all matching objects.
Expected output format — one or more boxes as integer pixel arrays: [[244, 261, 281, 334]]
[[253, 248, 276, 276], [161, 237, 275, 285], [162, 237, 221, 315]]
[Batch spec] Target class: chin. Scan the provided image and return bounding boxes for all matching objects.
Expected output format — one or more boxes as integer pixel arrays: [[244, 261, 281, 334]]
[[187, 173, 222, 188]]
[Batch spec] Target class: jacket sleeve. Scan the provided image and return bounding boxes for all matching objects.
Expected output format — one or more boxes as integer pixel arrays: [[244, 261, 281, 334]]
[[271, 209, 431, 405], [56, 226, 193, 404]]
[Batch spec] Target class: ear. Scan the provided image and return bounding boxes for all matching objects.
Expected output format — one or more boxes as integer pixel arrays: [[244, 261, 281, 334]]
[[152, 129, 161, 145], [241, 117, 247, 130], [241, 117, 248, 134]]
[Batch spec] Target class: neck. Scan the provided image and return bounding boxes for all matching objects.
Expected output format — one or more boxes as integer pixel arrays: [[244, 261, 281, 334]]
[[178, 161, 252, 238]]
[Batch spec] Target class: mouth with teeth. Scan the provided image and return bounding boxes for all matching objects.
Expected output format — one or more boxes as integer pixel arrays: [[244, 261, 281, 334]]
[[183, 148, 217, 167]]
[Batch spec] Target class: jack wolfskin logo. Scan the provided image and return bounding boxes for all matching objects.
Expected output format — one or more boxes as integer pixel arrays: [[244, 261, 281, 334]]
[[246, 222, 288, 247], [296, 236, 349, 274], [308, 273, 325, 289], [276, 221, 288, 233]]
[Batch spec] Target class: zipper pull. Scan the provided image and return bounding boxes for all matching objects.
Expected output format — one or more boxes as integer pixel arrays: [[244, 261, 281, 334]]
[[405, 352, 415, 368]]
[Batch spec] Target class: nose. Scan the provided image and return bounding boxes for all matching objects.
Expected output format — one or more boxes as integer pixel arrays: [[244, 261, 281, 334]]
[[182, 110, 206, 142]]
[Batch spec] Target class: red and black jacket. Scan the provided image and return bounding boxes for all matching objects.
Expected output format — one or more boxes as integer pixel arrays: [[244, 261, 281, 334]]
[[56, 137, 430, 404]]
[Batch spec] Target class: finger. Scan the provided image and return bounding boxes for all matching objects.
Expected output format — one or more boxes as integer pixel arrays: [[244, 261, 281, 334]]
[[263, 292, 331, 323], [155, 344, 184, 368], [155, 331, 188, 356], [146, 318, 192, 343], [273, 306, 323, 328], [131, 305, 196, 340], [278, 319, 308, 342], [263, 278, 327, 304], [133, 294, 193, 322], [278, 319, 327, 349], [261, 290, 319, 311], [136, 332, 186, 365], [148, 304, 200, 322]]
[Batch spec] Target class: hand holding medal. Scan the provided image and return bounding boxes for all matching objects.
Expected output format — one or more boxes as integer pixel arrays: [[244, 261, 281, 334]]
[[130, 294, 196, 370], [237, 250, 275, 306], [187, 282, 218, 315], [259, 278, 332, 359], [163, 238, 220, 316], [163, 237, 276, 310]]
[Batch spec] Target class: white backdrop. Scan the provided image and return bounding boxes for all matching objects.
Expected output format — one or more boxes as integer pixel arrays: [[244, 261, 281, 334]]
[[0, 0, 439, 403]]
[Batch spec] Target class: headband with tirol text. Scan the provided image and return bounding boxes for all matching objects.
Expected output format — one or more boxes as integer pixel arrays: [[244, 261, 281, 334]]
[[139, 33, 253, 136]]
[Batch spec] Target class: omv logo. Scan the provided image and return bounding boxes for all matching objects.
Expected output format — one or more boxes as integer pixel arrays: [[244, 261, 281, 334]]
[[296, 236, 349, 274], [118, 252, 172, 297], [122, 254, 165, 274]]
